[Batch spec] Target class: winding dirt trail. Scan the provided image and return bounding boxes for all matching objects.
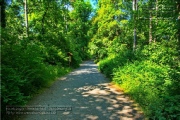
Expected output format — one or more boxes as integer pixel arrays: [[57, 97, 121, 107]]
[[18, 60, 144, 120]]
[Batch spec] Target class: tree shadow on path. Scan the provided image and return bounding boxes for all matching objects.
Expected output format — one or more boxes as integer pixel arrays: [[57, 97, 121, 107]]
[[17, 61, 144, 120]]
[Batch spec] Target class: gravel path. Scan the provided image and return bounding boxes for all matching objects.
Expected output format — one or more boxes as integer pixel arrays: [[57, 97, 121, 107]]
[[18, 60, 144, 120]]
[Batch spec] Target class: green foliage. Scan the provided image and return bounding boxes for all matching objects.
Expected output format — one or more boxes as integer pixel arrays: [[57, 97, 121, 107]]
[[98, 42, 180, 119], [98, 44, 134, 77], [71, 50, 82, 68], [2, 0, 180, 119], [68, 0, 92, 60], [88, 0, 124, 61], [1, 57, 72, 116], [91, 0, 180, 119], [139, 42, 179, 67], [113, 59, 180, 119], [1, 0, 92, 119], [1, 31, 72, 118]]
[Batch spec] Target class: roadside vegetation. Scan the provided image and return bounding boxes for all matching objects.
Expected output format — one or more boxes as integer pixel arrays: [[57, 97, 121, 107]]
[[1, 0, 92, 119], [89, 0, 180, 119], [1, 0, 180, 119]]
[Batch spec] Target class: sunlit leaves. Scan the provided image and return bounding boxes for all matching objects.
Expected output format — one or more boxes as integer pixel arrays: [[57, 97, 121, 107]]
[[91, 0, 180, 119]]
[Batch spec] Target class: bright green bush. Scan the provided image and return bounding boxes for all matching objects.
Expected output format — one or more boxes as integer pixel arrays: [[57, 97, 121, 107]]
[[138, 42, 179, 67], [71, 51, 82, 68], [98, 45, 135, 77], [97, 40, 180, 119], [113, 60, 180, 119]]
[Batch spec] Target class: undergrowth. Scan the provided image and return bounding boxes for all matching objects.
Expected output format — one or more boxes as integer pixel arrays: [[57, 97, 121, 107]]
[[98, 42, 180, 119], [1, 29, 79, 119]]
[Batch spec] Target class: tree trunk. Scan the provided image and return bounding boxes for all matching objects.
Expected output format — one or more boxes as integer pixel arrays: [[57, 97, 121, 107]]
[[133, 28, 137, 51], [177, 1, 180, 49], [64, 11, 68, 34], [133, 0, 138, 51], [149, 12, 152, 43], [24, 0, 29, 37], [0, 0, 6, 28], [154, 0, 158, 43]]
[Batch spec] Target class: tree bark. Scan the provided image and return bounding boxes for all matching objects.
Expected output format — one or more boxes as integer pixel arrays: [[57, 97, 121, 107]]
[[149, 12, 152, 43], [177, 1, 180, 49], [133, 0, 138, 51], [24, 0, 29, 37], [154, 0, 158, 43], [0, 0, 6, 28]]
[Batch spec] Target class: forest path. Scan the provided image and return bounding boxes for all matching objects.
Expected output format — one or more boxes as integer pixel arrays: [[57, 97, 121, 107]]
[[19, 60, 144, 120]]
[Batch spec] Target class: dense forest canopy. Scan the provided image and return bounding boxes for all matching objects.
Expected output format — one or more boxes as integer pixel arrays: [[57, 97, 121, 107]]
[[1, 0, 180, 119]]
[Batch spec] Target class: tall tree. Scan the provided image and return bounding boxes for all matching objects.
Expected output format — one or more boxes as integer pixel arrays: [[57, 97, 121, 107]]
[[69, 0, 92, 58], [89, 0, 127, 59], [133, 0, 138, 51], [24, 0, 28, 37], [0, 0, 6, 28]]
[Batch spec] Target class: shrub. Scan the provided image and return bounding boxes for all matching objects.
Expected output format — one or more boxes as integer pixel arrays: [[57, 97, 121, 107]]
[[98, 45, 135, 78], [97, 41, 180, 119], [1, 35, 71, 118], [113, 60, 180, 119]]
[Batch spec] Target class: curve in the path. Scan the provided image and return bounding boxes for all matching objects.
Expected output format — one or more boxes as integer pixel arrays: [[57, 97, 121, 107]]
[[19, 61, 144, 120]]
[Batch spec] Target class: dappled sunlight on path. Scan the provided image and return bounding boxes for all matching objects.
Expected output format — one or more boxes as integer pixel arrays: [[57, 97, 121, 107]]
[[19, 61, 144, 120]]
